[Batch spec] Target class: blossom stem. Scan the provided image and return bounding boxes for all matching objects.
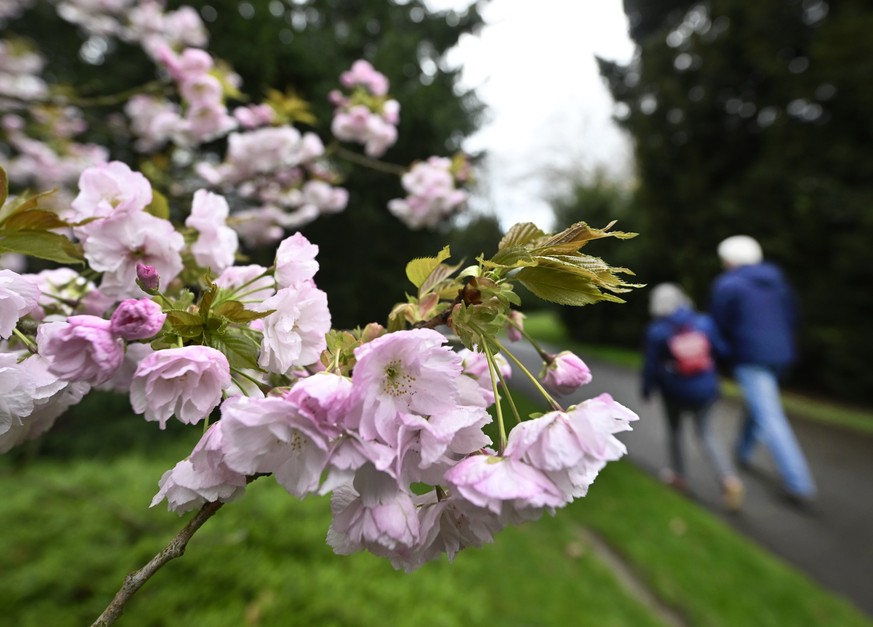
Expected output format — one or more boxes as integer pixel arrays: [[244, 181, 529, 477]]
[[492, 338, 563, 412], [230, 367, 263, 395], [481, 340, 507, 453], [485, 340, 523, 426], [12, 328, 37, 353], [330, 143, 407, 176], [507, 317, 552, 362], [91, 500, 224, 627], [220, 269, 273, 301]]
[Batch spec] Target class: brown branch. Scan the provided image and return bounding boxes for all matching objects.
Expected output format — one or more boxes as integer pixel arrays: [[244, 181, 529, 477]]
[[330, 144, 408, 176], [91, 500, 224, 627]]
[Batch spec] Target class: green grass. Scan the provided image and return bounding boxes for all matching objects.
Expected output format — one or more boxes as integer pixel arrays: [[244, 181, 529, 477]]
[[522, 309, 873, 435], [0, 451, 662, 627], [2, 393, 871, 627]]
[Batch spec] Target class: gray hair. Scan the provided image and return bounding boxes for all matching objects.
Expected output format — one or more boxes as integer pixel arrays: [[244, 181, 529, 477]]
[[718, 235, 763, 267], [649, 283, 692, 317]]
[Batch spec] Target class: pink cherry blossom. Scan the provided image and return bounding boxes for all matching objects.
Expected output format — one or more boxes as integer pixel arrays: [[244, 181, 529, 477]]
[[327, 465, 420, 558], [388, 156, 467, 229], [68, 160, 152, 221], [541, 350, 592, 396], [150, 458, 247, 515], [37, 315, 124, 385], [506, 310, 525, 342], [79, 211, 184, 299], [185, 189, 239, 273], [457, 347, 511, 406], [130, 345, 231, 429], [274, 232, 319, 288], [444, 453, 565, 515], [347, 328, 462, 445], [0, 269, 40, 338], [218, 395, 330, 497], [254, 282, 331, 375], [0, 352, 88, 453], [340, 59, 389, 96], [282, 372, 353, 438], [109, 297, 166, 340], [389, 491, 504, 572]]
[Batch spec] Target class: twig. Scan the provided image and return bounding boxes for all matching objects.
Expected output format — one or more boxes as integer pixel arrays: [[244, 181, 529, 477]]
[[91, 500, 224, 627]]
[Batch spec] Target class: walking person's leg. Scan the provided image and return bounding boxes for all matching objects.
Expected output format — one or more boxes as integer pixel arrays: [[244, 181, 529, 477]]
[[662, 398, 688, 491], [692, 401, 743, 510], [734, 364, 816, 499]]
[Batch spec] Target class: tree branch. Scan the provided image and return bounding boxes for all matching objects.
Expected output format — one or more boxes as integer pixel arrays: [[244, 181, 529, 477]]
[[91, 500, 224, 627]]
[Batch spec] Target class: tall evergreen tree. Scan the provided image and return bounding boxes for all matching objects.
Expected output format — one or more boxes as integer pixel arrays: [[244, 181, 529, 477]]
[[599, 0, 873, 402]]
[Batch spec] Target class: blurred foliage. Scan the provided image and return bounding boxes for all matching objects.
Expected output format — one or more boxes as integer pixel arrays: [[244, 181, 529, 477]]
[[596, 0, 873, 402], [5, 0, 485, 328]]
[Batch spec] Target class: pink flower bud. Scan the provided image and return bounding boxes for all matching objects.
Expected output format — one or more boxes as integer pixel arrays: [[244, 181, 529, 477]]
[[110, 298, 167, 340], [136, 263, 160, 291], [541, 351, 592, 396]]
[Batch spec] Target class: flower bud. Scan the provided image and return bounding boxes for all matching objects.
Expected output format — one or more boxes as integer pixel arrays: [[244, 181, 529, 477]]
[[110, 298, 167, 340], [541, 351, 592, 396], [136, 263, 160, 292]]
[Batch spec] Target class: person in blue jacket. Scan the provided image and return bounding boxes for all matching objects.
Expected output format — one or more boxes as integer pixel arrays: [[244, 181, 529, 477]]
[[710, 235, 816, 506], [642, 283, 743, 510]]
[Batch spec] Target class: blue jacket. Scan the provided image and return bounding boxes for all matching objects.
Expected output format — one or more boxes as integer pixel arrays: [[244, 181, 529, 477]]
[[709, 262, 797, 368], [642, 306, 726, 406]]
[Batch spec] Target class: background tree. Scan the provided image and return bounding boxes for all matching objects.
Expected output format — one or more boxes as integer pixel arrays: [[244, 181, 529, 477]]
[[598, 0, 873, 403]]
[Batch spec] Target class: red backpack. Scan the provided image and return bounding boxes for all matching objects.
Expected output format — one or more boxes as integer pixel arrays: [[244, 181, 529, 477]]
[[667, 324, 713, 376]]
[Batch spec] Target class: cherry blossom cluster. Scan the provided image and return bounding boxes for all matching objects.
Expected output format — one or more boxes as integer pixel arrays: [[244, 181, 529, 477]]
[[52, 0, 206, 57], [388, 155, 470, 229], [0, 155, 637, 571], [329, 59, 401, 158], [2, 1, 471, 240]]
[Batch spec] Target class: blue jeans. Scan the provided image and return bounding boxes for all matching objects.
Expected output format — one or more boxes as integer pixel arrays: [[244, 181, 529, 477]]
[[734, 364, 816, 497]]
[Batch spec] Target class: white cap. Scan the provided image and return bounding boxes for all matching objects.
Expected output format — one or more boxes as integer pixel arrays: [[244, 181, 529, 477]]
[[649, 283, 691, 317], [717, 235, 763, 267]]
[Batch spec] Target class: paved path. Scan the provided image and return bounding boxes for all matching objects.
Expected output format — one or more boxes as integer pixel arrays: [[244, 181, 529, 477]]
[[508, 343, 873, 618]]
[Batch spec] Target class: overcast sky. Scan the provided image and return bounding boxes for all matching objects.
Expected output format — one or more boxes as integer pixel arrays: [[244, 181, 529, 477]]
[[431, 0, 637, 230]]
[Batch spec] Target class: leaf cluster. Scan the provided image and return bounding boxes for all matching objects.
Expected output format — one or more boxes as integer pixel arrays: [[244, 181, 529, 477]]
[[390, 221, 640, 349], [155, 279, 274, 372], [0, 165, 85, 265]]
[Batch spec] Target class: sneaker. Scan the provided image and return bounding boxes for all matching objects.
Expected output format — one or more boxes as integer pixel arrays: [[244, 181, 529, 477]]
[[722, 477, 744, 512], [659, 468, 689, 494]]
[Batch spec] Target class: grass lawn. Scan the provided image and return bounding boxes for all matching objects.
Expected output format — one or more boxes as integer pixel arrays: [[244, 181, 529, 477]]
[[2, 392, 871, 626]]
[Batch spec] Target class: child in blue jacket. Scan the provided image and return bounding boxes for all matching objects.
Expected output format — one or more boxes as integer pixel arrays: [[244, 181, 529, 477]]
[[642, 283, 743, 510]]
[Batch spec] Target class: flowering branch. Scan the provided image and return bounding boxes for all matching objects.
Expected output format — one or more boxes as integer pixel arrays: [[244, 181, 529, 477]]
[[91, 500, 225, 627]]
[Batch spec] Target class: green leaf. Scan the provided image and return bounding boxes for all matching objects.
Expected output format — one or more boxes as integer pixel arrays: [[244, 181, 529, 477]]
[[1, 209, 69, 232], [498, 222, 547, 250], [531, 221, 637, 256], [144, 188, 170, 220], [208, 328, 262, 370], [517, 266, 628, 306], [199, 282, 219, 321], [419, 260, 463, 295], [0, 231, 84, 264], [164, 310, 204, 338], [212, 300, 274, 323], [481, 247, 536, 269], [406, 245, 451, 288], [0, 189, 59, 225]]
